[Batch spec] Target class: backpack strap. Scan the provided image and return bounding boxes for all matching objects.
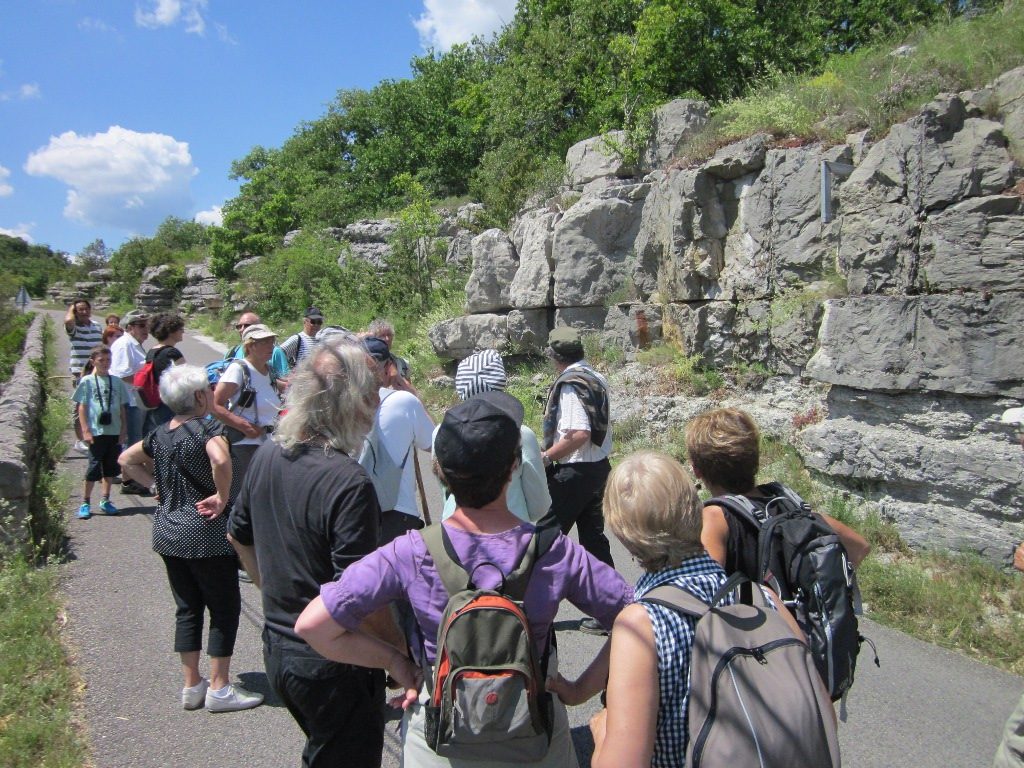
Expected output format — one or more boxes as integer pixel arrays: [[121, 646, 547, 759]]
[[420, 524, 473, 597], [503, 518, 561, 601], [705, 493, 769, 528], [643, 572, 772, 618]]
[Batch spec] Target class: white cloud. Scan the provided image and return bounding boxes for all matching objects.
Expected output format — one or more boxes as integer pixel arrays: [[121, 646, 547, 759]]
[[135, 0, 208, 35], [24, 126, 197, 232], [0, 82, 42, 102], [194, 205, 222, 226], [0, 165, 12, 196], [79, 17, 118, 34], [0, 223, 33, 243], [414, 0, 516, 51]]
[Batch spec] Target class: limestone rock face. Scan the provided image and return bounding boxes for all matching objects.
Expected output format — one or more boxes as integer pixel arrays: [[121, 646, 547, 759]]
[[507, 309, 549, 354], [552, 191, 646, 308], [798, 387, 1023, 559], [464, 229, 519, 314], [602, 303, 663, 351], [565, 131, 635, 186], [428, 314, 508, 360], [641, 99, 710, 172], [917, 194, 1024, 293], [839, 94, 1018, 294], [510, 209, 558, 310], [704, 134, 771, 180], [807, 293, 1024, 398]]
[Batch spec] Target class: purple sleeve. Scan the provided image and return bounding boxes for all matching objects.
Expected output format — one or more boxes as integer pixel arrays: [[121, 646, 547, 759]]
[[319, 538, 412, 630], [544, 536, 634, 630]]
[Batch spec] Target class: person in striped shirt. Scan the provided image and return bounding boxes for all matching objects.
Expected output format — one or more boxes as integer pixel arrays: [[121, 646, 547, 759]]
[[65, 298, 104, 451]]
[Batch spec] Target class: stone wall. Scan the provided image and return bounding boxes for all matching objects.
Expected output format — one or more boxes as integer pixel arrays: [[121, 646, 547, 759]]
[[0, 314, 46, 541], [429, 71, 1024, 564]]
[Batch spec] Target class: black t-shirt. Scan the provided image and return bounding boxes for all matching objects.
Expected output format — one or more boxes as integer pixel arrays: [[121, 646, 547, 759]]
[[145, 345, 184, 382], [228, 440, 382, 639]]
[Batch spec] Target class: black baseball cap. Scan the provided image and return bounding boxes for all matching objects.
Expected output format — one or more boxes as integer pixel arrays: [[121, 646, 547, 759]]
[[304, 306, 324, 320], [362, 336, 395, 365], [435, 393, 522, 476]]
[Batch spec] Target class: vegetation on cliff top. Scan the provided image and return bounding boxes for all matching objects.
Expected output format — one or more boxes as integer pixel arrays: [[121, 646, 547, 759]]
[[206, 0, 1008, 277]]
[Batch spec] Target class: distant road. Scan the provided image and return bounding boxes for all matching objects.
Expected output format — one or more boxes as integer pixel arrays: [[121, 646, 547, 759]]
[[51, 316, 1022, 768]]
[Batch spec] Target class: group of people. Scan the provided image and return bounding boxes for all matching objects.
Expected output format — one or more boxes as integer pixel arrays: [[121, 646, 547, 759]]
[[63, 296, 1021, 768]]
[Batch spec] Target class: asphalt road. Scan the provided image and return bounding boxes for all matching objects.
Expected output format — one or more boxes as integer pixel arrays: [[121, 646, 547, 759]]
[[54, 318, 1023, 767]]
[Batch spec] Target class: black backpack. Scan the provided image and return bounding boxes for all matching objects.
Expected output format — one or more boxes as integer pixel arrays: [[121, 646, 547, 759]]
[[706, 482, 877, 701]]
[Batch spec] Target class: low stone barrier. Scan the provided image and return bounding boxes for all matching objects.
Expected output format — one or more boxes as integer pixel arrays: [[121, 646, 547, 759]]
[[0, 314, 46, 540]]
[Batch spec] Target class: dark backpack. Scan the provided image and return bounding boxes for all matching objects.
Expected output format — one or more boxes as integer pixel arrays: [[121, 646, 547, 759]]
[[420, 523, 559, 762], [643, 574, 841, 768], [133, 360, 161, 407], [707, 482, 876, 701]]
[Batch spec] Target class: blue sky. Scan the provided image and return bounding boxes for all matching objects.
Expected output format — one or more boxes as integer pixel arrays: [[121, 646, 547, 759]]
[[0, 0, 516, 257]]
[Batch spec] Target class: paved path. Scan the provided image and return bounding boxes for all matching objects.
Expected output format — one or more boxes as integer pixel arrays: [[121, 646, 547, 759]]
[[53, 318, 1022, 767]]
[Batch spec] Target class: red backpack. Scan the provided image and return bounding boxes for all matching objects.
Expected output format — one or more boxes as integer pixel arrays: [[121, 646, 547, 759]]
[[133, 361, 162, 407]]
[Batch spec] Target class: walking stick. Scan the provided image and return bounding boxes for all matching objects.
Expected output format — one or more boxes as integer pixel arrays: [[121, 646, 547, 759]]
[[414, 449, 432, 526]]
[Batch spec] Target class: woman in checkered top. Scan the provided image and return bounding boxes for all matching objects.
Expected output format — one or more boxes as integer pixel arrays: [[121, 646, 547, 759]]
[[548, 452, 799, 768]]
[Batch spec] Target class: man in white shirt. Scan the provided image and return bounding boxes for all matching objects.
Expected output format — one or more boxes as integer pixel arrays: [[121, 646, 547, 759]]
[[109, 310, 150, 451], [360, 336, 434, 544], [540, 327, 614, 636]]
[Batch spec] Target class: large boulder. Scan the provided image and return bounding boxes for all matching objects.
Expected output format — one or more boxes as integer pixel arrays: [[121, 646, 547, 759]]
[[507, 309, 550, 354], [566, 131, 635, 186], [797, 387, 1023, 560], [428, 314, 508, 360], [602, 303, 664, 350], [703, 134, 771, 180], [464, 229, 519, 314], [510, 209, 558, 309], [838, 94, 1018, 293], [551, 192, 645, 308], [663, 300, 771, 367], [806, 294, 1024, 398], [917, 194, 1024, 293], [632, 168, 727, 301], [641, 99, 711, 172]]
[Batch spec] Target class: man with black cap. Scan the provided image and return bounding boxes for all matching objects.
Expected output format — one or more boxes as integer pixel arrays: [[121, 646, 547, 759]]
[[540, 327, 615, 633], [281, 306, 324, 368], [359, 336, 434, 543]]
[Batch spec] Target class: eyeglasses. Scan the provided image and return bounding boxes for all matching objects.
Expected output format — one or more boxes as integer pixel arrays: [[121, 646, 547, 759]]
[[235, 322, 252, 330], [308, 319, 323, 325]]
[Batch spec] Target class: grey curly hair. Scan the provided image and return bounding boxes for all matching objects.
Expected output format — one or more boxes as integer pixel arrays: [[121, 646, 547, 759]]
[[274, 338, 378, 455]]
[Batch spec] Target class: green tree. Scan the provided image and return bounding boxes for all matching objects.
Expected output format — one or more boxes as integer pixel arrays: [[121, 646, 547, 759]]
[[0, 234, 71, 295]]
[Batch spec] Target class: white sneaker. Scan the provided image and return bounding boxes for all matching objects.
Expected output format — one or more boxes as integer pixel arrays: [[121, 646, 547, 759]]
[[205, 683, 264, 713], [182, 678, 210, 710], [74, 440, 89, 453]]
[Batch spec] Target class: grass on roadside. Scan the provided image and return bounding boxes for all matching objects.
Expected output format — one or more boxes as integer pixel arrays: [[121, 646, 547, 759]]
[[0, 311, 33, 384], [0, 554, 87, 768], [0, 316, 89, 767]]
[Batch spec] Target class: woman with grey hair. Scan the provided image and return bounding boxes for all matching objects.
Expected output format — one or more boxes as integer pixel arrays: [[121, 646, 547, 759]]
[[228, 339, 392, 767], [120, 364, 263, 713]]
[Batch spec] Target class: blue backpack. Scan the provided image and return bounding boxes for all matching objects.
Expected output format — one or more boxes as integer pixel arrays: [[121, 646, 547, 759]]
[[205, 345, 241, 388]]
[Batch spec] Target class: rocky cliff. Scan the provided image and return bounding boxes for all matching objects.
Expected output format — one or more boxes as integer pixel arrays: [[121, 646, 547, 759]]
[[430, 67, 1024, 564]]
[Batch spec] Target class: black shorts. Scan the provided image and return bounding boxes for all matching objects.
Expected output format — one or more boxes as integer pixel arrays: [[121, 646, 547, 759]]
[[85, 435, 121, 481]]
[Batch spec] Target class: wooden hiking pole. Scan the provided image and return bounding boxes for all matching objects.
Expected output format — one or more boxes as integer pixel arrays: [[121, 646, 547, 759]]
[[414, 449, 432, 526]]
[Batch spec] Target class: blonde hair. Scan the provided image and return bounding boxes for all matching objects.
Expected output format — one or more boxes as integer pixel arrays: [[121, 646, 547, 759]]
[[603, 451, 703, 572], [686, 408, 760, 493], [274, 338, 377, 455]]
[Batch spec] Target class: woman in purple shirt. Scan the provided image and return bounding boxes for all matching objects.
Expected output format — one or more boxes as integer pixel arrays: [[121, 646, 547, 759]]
[[297, 392, 632, 768]]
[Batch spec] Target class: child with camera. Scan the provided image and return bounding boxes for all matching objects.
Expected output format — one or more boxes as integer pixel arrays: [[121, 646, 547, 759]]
[[72, 344, 129, 519]]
